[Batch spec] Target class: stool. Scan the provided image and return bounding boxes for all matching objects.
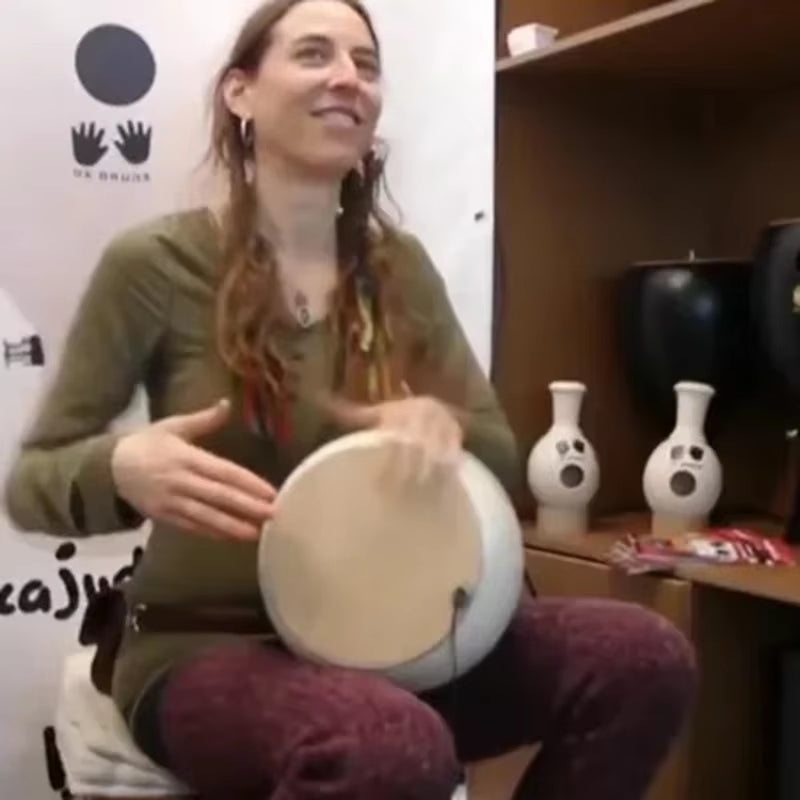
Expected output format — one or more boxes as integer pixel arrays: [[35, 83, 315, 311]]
[[50, 648, 473, 800], [51, 648, 192, 799]]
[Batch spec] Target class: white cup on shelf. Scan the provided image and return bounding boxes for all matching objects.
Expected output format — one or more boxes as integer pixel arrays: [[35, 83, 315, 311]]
[[506, 23, 559, 57]]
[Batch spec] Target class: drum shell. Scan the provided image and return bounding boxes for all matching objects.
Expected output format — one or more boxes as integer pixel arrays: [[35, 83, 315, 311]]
[[385, 446, 525, 691]]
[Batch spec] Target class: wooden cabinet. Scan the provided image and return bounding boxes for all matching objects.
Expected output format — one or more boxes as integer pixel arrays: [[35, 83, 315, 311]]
[[465, 518, 800, 799], [523, 530, 800, 800]]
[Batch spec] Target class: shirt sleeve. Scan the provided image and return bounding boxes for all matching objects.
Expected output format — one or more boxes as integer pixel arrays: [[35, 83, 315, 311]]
[[3, 227, 173, 536], [399, 233, 523, 496]]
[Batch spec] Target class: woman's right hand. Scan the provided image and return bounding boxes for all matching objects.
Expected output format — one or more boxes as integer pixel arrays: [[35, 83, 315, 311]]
[[111, 398, 276, 542]]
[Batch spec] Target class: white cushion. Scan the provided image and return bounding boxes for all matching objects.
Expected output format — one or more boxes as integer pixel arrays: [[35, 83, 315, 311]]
[[53, 648, 191, 797], [452, 782, 469, 800]]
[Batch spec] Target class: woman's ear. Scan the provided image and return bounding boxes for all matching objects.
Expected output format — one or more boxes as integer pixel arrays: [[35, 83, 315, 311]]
[[221, 68, 254, 120]]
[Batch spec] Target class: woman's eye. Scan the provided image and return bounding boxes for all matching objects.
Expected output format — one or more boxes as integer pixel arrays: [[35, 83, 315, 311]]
[[297, 47, 328, 65], [356, 58, 380, 80]]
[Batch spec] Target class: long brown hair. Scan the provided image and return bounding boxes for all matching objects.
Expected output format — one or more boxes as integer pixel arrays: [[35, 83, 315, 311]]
[[208, 0, 403, 440]]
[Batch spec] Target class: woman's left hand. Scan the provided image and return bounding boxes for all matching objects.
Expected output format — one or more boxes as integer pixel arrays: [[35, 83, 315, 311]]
[[322, 394, 464, 484]]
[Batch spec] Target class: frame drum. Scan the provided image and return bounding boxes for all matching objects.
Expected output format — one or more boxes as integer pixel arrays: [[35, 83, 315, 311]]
[[257, 430, 524, 691]]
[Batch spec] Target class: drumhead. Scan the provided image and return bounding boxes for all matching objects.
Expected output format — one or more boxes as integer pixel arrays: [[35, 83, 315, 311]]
[[258, 431, 483, 671]]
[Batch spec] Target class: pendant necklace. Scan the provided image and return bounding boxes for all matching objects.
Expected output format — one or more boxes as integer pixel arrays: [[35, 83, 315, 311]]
[[293, 289, 312, 329]]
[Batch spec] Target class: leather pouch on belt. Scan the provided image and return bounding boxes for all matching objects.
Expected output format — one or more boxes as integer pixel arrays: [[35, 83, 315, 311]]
[[78, 585, 127, 695]]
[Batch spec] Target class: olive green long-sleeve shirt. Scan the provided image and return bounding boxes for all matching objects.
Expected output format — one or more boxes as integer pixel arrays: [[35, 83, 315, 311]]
[[4, 207, 520, 721]]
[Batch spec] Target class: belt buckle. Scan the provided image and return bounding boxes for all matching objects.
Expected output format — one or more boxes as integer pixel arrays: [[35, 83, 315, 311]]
[[126, 603, 146, 634]]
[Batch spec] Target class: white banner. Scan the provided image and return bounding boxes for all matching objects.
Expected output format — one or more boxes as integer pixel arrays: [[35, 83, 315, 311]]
[[0, 1, 495, 795]]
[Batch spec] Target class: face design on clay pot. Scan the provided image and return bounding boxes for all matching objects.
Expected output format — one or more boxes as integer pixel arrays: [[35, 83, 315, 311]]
[[555, 438, 588, 489], [667, 444, 706, 497]]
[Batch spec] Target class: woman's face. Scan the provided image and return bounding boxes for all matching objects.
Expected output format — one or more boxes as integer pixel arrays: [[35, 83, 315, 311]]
[[227, 0, 383, 178]]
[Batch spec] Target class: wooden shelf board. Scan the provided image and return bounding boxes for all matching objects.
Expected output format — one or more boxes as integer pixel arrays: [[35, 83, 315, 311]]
[[677, 560, 800, 606], [497, 0, 800, 90], [523, 516, 800, 607]]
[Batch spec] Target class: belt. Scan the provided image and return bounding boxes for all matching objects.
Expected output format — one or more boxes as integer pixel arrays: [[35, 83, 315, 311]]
[[125, 602, 279, 638], [80, 588, 280, 696]]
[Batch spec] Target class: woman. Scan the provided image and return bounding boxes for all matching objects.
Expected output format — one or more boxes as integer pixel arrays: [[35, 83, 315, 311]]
[[4, 1, 697, 798]]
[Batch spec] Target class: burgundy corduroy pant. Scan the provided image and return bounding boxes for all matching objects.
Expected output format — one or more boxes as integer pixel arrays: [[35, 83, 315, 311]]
[[133, 594, 697, 800]]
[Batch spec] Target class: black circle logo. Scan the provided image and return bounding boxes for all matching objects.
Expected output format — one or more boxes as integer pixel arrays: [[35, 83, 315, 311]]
[[670, 470, 697, 497], [75, 25, 156, 106]]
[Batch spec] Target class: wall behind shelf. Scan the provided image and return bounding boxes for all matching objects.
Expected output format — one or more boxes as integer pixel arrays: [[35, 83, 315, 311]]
[[706, 87, 800, 255]]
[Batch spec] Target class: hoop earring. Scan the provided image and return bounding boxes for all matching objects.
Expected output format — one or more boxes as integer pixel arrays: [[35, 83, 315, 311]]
[[239, 117, 254, 150], [362, 146, 381, 179]]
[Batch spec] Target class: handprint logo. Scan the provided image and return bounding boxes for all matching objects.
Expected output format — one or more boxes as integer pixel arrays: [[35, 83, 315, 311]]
[[114, 121, 152, 165], [71, 121, 153, 167], [70, 25, 156, 172], [71, 123, 107, 166]]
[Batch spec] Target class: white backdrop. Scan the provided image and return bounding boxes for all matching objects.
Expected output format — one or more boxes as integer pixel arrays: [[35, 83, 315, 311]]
[[0, 0, 496, 795]]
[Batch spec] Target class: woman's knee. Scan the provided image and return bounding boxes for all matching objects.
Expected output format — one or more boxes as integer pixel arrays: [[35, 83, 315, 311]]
[[585, 601, 698, 727], [158, 641, 461, 799], [318, 671, 461, 799]]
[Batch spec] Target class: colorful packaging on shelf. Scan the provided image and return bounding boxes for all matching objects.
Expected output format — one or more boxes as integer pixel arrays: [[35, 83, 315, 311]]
[[608, 528, 797, 575]]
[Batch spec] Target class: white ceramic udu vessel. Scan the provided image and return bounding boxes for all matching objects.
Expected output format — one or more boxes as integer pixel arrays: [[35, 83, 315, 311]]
[[526, 381, 600, 535], [258, 429, 525, 692], [643, 381, 723, 537]]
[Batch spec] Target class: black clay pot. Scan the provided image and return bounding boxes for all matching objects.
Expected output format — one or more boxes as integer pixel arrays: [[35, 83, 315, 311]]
[[752, 219, 800, 395], [752, 220, 800, 544], [617, 257, 757, 428]]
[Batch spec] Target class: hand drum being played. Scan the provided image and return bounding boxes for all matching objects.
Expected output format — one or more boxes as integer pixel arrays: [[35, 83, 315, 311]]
[[257, 430, 524, 691]]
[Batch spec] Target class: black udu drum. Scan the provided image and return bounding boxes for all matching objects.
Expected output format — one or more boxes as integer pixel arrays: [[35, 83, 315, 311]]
[[752, 220, 800, 394], [751, 219, 800, 543]]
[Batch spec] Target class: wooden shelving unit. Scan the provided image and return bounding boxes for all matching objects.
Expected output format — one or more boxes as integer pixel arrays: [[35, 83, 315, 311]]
[[493, 0, 800, 523], [497, 0, 800, 89], [492, 2, 800, 798]]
